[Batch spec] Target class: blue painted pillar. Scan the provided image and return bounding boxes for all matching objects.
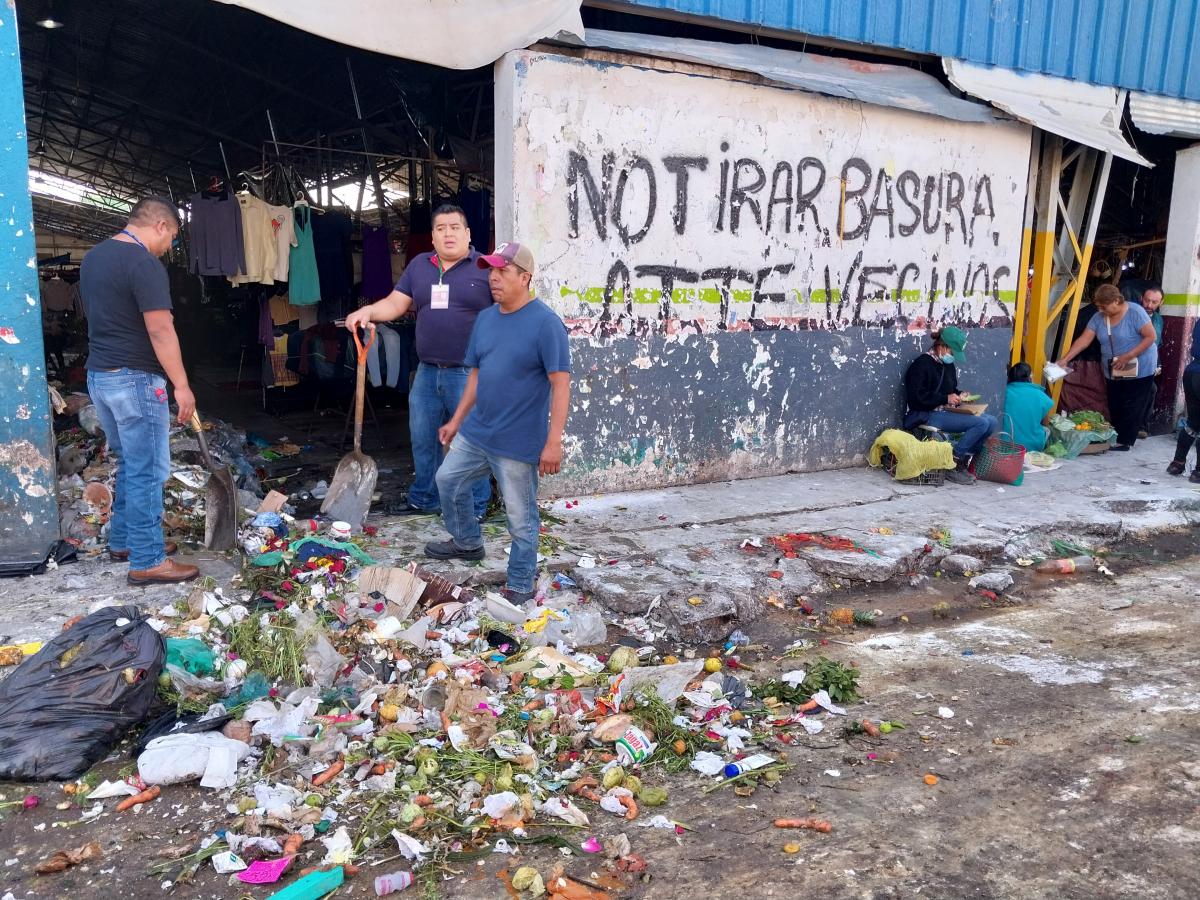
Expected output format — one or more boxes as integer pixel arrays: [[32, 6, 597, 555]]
[[0, 6, 59, 568]]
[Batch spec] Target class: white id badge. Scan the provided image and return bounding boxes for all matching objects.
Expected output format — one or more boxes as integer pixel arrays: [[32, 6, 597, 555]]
[[430, 284, 450, 309]]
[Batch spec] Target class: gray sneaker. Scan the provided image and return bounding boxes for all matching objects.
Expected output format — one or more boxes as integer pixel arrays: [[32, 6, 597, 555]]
[[501, 587, 536, 605], [424, 539, 485, 561], [945, 458, 976, 485]]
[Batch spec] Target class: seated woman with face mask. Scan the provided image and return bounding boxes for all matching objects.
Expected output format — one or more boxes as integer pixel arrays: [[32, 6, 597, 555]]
[[903, 326, 999, 485]]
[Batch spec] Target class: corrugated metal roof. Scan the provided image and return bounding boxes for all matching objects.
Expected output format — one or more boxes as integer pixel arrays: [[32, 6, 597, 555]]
[[1129, 91, 1200, 138], [613, 0, 1200, 103], [944, 59, 1151, 167], [572, 29, 997, 122]]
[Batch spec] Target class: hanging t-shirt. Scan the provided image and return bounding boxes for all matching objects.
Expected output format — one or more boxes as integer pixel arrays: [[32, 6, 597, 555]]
[[269, 203, 297, 283], [312, 210, 353, 300], [361, 224, 393, 300], [188, 190, 246, 277], [460, 299, 571, 464], [230, 195, 278, 286], [289, 204, 321, 305]]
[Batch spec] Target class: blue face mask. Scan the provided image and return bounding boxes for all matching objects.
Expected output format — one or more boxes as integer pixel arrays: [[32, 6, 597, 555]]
[[940, 354, 956, 364]]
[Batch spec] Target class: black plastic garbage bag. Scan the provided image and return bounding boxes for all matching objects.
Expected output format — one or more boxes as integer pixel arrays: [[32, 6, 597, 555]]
[[0, 605, 165, 781]]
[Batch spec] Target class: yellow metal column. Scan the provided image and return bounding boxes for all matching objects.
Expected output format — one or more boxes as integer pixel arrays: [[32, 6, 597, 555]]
[[1025, 135, 1061, 379]]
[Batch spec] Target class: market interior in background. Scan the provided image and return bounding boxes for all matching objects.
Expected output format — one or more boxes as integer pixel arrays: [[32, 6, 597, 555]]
[[20, 0, 1195, 546]]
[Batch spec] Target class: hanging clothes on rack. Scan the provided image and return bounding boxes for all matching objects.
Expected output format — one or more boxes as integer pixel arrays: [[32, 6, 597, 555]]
[[189, 189, 246, 277], [230, 194, 279, 286], [289, 203, 321, 305], [360, 224, 394, 300], [458, 188, 491, 254], [41, 275, 81, 313], [269, 203, 298, 282], [312, 209, 353, 301]]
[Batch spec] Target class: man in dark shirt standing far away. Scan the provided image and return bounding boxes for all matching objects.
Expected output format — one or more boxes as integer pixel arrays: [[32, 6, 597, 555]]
[[81, 197, 199, 585], [345, 204, 492, 518], [425, 242, 571, 605]]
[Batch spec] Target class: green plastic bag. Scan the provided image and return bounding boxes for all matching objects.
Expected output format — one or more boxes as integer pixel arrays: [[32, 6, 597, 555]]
[[164, 638, 216, 676]]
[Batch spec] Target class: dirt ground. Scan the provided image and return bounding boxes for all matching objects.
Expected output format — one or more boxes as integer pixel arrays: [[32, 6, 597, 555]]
[[2, 541, 1199, 900]]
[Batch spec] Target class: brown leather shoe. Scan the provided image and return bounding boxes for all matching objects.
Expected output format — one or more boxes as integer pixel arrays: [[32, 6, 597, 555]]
[[110, 541, 178, 562], [127, 558, 199, 585]]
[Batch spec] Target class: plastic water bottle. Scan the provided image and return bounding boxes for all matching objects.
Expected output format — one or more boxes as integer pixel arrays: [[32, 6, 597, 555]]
[[722, 753, 775, 778], [1035, 556, 1094, 574], [374, 870, 414, 895]]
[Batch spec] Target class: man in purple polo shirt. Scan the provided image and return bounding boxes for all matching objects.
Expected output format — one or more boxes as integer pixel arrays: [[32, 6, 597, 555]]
[[346, 204, 492, 517]]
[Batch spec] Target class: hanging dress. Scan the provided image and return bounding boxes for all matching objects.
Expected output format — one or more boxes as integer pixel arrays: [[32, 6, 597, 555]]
[[289, 204, 322, 305]]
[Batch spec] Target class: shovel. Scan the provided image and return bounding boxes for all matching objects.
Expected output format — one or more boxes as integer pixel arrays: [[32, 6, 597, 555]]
[[189, 411, 238, 550], [321, 326, 377, 531]]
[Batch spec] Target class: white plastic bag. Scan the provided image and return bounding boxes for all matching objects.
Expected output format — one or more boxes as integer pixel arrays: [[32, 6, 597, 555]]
[[137, 732, 251, 788]]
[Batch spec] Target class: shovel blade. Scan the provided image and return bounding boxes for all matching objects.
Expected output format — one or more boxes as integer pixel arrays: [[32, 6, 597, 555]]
[[320, 451, 378, 530], [204, 469, 239, 551]]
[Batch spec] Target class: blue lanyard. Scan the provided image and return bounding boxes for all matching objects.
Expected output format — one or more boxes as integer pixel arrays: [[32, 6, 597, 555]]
[[119, 229, 148, 252]]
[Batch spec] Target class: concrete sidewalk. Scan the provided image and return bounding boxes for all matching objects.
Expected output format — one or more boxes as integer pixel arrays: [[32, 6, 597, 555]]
[[375, 434, 1199, 641]]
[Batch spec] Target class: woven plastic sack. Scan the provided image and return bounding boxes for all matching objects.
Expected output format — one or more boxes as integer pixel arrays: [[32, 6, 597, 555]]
[[0, 605, 165, 781]]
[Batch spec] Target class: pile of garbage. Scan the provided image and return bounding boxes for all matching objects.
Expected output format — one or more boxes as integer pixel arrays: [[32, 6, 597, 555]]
[[0, 532, 867, 896], [52, 391, 271, 555]]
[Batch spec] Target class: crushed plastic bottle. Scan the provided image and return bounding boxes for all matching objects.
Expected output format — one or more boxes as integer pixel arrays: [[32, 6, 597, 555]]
[[722, 753, 775, 778], [374, 870, 414, 895], [1035, 556, 1094, 574]]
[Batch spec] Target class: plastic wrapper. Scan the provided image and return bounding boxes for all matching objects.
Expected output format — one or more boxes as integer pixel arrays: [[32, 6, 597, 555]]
[[0, 605, 164, 780]]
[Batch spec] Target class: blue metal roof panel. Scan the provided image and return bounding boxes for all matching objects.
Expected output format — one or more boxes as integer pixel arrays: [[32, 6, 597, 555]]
[[617, 0, 1200, 101]]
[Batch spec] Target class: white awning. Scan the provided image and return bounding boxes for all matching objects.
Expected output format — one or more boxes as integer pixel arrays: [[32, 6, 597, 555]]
[[1129, 91, 1200, 138], [213, 0, 584, 70], [944, 59, 1152, 167]]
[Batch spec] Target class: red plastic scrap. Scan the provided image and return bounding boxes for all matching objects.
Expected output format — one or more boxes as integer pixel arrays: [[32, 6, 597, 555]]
[[769, 532, 865, 556]]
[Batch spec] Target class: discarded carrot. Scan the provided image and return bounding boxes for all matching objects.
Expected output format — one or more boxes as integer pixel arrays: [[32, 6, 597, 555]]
[[425, 630, 443, 640], [773, 817, 832, 833], [522, 699, 545, 712], [796, 699, 820, 713], [371, 763, 388, 776], [861, 720, 881, 738], [414, 794, 434, 807], [618, 796, 638, 820], [116, 785, 160, 812], [311, 756, 344, 787], [300, 864, 360, 878], [282, 833, 303, 856], [410, 815, 426, 829]]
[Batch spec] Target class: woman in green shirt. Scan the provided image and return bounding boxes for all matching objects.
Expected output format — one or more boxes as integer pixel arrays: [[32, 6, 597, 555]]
[[1004, 363, 1054, 452]]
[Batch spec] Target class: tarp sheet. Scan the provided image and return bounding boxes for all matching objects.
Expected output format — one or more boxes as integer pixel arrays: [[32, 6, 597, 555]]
[[214, 0, 584, 70]]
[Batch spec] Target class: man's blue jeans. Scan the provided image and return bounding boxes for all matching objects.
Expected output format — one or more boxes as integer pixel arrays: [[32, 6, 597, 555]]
[[87, 368, 171, 570], [435, 435, 539, 593], [924, 410, 1000, 459], [407, 363, 490, 516]]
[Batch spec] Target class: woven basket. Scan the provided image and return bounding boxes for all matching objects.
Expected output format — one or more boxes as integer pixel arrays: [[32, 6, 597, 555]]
[[880, 449, 946, 487]]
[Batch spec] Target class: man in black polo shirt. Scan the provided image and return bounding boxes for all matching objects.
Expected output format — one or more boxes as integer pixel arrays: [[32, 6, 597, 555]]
[[346, 204, 492, 516]]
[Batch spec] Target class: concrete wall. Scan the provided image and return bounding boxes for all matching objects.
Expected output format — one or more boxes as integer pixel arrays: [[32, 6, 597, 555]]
[[0, 4, 58, 566], [495, 49, 1030, 492], [1160, 144, 1200, 427]]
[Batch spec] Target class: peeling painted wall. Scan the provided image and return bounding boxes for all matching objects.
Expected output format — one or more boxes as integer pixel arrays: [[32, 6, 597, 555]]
[[494, 49, 1032, 492], [0, 2, 59, 565]]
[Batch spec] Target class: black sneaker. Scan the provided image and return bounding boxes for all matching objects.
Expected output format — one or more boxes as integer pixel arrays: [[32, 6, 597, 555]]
[[424, 539, 485, 561]]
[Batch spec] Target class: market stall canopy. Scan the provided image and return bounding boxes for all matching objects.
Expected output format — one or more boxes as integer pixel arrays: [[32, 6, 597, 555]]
[[1128, 91, 1200, 139], [568, 30, 997, 124], [944, 58, 1152, 167], [213, 0, 584, 70]]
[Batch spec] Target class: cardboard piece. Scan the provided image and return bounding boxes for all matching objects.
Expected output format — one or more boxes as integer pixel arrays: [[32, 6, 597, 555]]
[[943, 402, 989, 416], [257, 490, 289, 513], [358, 566, 427, 620]]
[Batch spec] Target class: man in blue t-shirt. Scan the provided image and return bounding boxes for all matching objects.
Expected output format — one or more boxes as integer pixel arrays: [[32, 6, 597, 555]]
[[345, 204, 492, 517], [424, 242, 571, 604]]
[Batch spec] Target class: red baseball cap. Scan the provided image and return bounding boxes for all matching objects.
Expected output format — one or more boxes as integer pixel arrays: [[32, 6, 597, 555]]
[[477, 241, 535, 274]]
